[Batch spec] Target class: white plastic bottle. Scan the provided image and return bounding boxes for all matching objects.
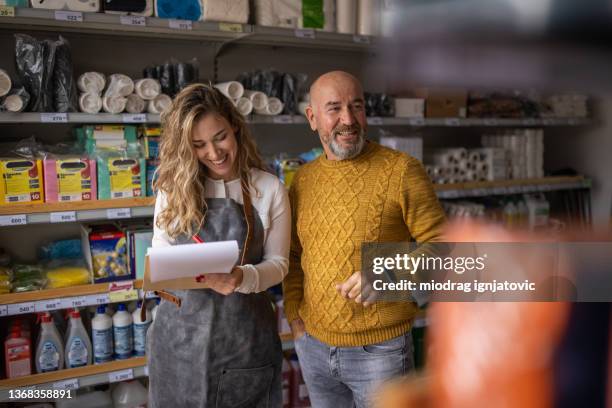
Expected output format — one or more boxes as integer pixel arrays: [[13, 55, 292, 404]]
[[151, 298, 160, 321], [36, 313, 64, 373], [92, 305, 114, 364], [113, 303, 133, 360], [112, 380, 148, 408], [64, 310, 92, 368], [132, 301, 151, 357]]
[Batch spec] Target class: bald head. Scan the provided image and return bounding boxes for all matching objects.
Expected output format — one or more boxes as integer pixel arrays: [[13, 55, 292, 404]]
[[305, 71, 368, 161]]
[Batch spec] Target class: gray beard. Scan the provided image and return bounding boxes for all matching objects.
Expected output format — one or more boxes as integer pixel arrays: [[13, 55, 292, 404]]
[[328, 129, 366, 160]]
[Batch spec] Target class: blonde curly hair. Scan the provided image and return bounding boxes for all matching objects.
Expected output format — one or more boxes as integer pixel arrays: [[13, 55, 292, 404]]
[[154, 83, 266, 239]]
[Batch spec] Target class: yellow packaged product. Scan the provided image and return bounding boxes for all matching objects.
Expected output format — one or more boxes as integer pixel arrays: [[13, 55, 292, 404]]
[[45, 266, 91, 289], [0, 158, 44, 205]]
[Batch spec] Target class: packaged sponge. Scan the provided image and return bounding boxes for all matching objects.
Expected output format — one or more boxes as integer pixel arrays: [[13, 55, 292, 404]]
[[0, 158, 44, 205], [43, 157, 97, 202]]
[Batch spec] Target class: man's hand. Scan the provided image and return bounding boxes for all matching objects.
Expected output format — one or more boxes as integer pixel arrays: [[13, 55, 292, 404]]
[[290, 318, 306, 340], [195, 266, 243, 295], [336, 271, 377, 307]]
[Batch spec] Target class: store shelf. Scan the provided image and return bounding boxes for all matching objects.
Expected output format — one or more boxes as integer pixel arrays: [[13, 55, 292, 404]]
[[0, 8, 374, 51], [0, 112, 160, 124], [0, 357, 147, 401], [0, 280, 144, 316], [434, 176, 590, 199], [0, 197, 155, 226], [367, 117, 592, 127]]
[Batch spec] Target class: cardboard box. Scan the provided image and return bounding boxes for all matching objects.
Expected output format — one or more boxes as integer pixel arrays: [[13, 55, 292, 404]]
[[414, 88, 468, 118], [43, 157, 97, 202], [0, 158, 44, 205], [394, 98, 425, 118], [82, 224, 132, 283], [97, 156, 146, 200]]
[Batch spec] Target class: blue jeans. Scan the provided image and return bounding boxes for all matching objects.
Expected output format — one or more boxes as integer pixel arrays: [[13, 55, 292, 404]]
[[294, 331, 414, 408]]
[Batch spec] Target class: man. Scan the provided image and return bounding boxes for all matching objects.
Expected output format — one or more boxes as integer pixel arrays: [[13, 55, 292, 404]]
[[283, 71, 446, 408]]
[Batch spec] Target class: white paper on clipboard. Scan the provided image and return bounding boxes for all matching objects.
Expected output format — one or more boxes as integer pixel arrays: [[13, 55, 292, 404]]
[[147, 240, 239, 283]]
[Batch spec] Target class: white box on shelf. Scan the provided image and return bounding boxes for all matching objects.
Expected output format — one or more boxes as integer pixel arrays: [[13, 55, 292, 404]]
[[394, 98, 425, 118]]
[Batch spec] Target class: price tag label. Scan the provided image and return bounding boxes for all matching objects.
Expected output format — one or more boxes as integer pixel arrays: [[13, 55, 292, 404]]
[[41, 113, 68, 123], [70, 296, 88, 308], [85, 293, 110, 305], [219, 23, 243, 33], [524, 118, 537, 126], [0, 214, 27, 226], [53, 378, 79, 390], [444, 118, 461, 126], [492, 187, 507, 195], [109, 368, 134, 383], [122, 113, 147, 123], [8, 302, 35, 316], [109, 281, 139, 303], [169, 19, 192, 30], [484, 118, 498, 126], [273, 115, 293, 124], [36, 299, 62, 312], [352, 35, 370, 44], [542, 119, 552, 126], [54, 11, 83, 23], [50, 211, 77, 223], [107, 208, 131, 219], [507, 185, 521, 194], [120, 15, 146, 27], [368, 117, 384, 125], [295, 29, 315, 39], [445, 190, 461, 199], [0, 305, 8, 317], [0, 5, 15, 17], [409, 118, 425, 126]]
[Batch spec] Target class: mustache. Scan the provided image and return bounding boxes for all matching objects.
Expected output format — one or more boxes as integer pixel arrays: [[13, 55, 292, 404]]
[[332, 123, 362, 135]]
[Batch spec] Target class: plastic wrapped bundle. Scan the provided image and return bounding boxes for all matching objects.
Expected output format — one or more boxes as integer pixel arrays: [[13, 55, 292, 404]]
[[52, 36, 77, 113], [155, 0, 202, 21], [234, 97, 253, 116], [159, 62, 176, 97], [102, 95, 127, 113], [125, 93, 146, 113], [0, 69, 11, 97], [134, 78, 161, 100], [79, 92, 102, 114], [201, 0, 248, 23], [243, 90, 268, 111], [255, 97, 284, 115], [147, 94, 172, 114], [77, 72, 105, 94], [1, 87, 30, 112], [214, 81, 244, 100], [15, 34, 56, 112], [175, 61, 198, 91], [104, 74, 134, 98], [143, 66, 157, 79]]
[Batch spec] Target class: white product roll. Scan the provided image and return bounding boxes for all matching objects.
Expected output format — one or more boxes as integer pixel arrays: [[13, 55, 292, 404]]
[[30, 0, 68, 9], [298, 101, 309, 116], [255, 97, 284, 115], [234, 97, 253, 116], [66, 0, 100, 12], [135, 78, 161, 100], [2, 94, 25, 112], [337, 0, 356, 34], [102, 95, 127, 114], [465, 170, 478, 181], [242, 90, 268, 111], [214, 81, 244, 100], [202, 0, 249, 23], [79, 92, 103, 114], [0, 69, 11, 97], [77, 72, 105, 94], [147, 94, 172, 114], [357, 0, 381, 36], [126, 94, 146, 114], [104, 74, 134, 98]]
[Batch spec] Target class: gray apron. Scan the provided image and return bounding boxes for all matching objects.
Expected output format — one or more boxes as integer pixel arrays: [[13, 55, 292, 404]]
[[147, 194, 283, 408]]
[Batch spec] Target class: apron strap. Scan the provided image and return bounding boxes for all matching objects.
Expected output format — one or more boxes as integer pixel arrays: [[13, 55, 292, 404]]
[[240, 178, 255, 266]]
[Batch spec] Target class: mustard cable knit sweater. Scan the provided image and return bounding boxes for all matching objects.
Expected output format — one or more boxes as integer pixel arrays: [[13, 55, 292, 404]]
[[283, 141, 446, 347]]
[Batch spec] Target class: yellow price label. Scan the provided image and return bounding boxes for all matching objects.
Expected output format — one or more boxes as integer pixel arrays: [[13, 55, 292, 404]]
[[0, 6, 15, 18], [219, 23, 243, 33], [108, 289, 139, 303]]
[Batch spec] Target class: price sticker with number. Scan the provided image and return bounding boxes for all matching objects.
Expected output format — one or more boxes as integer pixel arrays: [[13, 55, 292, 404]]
[[36, 299, 63, 312], [8, 302, 35, 316], [41, 113, 68, 123], [122, 114, 147, 123], [0, 214, 27, 226], [50, 211, 77, 223], [71, 296, 88, 308], [54, 11, 83, 22], [169, 19, 192, 30], [0, 6, 15, 17], [368, 117, 384, 126], [444, 118, 461, 126], [53, 378, 79, 390], [86, 293, 110, 305], [409, 118, 425, 126], [120, 15, 146, 27], [107, 208, 132, 219], [295, 29, 315, 39], [109, 281, 139, 303], [352, 35, 370, 44], [0, 305, 8, 317], [272, 115, 293, 124], [219, 23, 243, 33], [109, 368, 134, 383]]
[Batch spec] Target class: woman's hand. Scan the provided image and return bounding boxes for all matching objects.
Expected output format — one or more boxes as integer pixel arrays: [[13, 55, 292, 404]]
[[195, 267, 244, 295]]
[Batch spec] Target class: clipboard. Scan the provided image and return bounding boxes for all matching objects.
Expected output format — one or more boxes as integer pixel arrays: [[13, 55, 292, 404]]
[[142, 254, 211, 292]]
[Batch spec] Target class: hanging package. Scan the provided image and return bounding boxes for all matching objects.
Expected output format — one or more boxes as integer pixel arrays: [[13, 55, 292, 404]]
[[154, 0, 202, 21], [15, 34, 57, 112], [52, 36, 77, 113]]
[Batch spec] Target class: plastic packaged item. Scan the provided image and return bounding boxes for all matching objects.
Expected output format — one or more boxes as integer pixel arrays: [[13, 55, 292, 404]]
[[0, 1, 29, 6], [52, 36, 77, 113], [104, 74, 134, 98], [35, 313, 64, 373], [1, 87, 31, 112], [83, 225, 131, 283], [125, 94, 146, 114], [132, 301, 151, 356], [43, 156, 97, 202], [158, 62, 175, 96], [113, 303, 133, 359], [45, 266, 90, 289], [154, 0, 202, 21], [102, 95, 127, 114], [96, 156, 146, 200], [77, 72, 105, 94], [243, 90, 268, 111], [92, 305, 114, 364], [103, 0, 153, 16], [145, 159, 158, 196], [5, 329, 32, 378], [0, 266, 11, 294], [112, 380, 148, 408], [214, 81, 244, 100], [0, 157, 44, 205], [0, 68, 11, 97], [55, 390, 113, 408], [147, 94, 172, 114], [14, 34, 56, 112], [175, 60, 198, 91], [30, 0, 100, 12], [134, 78, 161, 100], [201, 0, 248, 23], [65, 309, 92, 368], [79, 92, 102, 113], [255, 97, 284, 115], [234, 97, 253, 116], [12, 264, 46, 293]]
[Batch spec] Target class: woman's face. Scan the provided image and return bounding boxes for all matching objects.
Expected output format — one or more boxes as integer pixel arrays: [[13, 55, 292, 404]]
[[192, 112, 239, 181]]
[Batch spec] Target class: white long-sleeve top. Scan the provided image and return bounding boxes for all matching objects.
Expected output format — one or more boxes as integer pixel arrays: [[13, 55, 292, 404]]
[[152, 168, 291, 293]]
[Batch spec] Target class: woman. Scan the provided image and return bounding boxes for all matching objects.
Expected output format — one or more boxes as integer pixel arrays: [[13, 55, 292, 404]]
[[148, 83, 290, 407]]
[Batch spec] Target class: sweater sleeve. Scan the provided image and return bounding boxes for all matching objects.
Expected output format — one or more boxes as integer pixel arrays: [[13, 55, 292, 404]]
[[235, 179, 291, 293], [282, 176, 304, 323], [152, 191, 174, 248]]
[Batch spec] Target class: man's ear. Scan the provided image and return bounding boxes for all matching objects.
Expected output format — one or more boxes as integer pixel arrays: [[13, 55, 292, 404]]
[[305, 105, 317, 132]]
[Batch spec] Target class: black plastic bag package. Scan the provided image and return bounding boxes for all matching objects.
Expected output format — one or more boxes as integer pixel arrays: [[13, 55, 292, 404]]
[[103, 0, 147, 13], [176, 59, 199, 91], [281, 73, 297, 114], [143, 66, 157, 79], [15, 34, 56, 112], [159, 62, 176, 96], [52, 36, 77, 113], [378, 94, 395, 117]]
